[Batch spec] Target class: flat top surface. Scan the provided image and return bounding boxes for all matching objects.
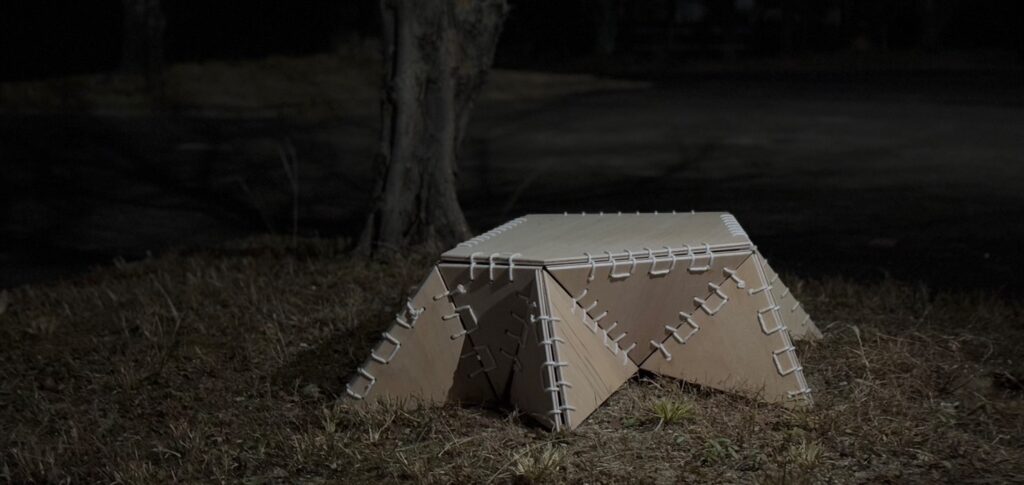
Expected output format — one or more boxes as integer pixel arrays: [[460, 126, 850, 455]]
[[442, 212, 752, 265]]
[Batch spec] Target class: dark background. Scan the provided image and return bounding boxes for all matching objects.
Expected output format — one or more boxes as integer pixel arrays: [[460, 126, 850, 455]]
[[2, 0, 1023, 291]]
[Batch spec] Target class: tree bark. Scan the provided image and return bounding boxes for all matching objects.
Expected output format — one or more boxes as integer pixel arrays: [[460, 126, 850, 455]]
[[121, 0, 166, 88], [360, 0, 508, 254]]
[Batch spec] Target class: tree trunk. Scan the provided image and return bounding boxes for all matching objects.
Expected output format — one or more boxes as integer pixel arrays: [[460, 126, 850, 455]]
[[359, 0, 508, 254], [121, 0, 165, 88]]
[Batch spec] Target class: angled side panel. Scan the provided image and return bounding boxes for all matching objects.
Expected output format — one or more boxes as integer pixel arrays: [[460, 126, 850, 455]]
[[438, 263, 540, 399], [641, 254, 812, 404], [345, 266, 494, 406], [544, 271, 638, 430], [547, 251, 750, 365], [756, 253, 822, 340]]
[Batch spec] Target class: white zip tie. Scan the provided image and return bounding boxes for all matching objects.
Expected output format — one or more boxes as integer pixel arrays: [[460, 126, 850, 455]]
[[608, 249, 637, 279], [748, 282, 773, 295], [539, 337, 567, 346], [433, 283, 466, 301], [542, 360, 570, 368], [583, 300, 598, 313], [688, 243, 715, 272], [570, 288, 589, 314], [787, 388, 813, 398], [667, 311, 700, 344], [345, 367, 376, 399], [444, 305, 478, 339], [468, 252, 484, 280], [463, 345, 497, 377], [771, 345, 802, 376], [592, 310, 608, 322], [723, 267, 746, 288], [694, 282, 729, 315], [507, 253, 521, 281], [792, 301, 802, 312], [488, 253, 500, 281], [780, 287, 791, 299], [757, 304, 784, 335], [648, 246, 677, 276], [651, 340, 672, 361], [370, 331, 401, 364], [583, 252, 596, 282]]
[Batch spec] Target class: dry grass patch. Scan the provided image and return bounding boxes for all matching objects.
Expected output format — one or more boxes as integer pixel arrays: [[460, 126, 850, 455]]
[[1, 237, 1022, 483]]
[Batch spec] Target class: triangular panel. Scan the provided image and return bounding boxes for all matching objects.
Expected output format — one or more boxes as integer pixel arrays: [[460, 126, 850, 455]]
[[547, 250, 751, 365], [438, 263, 540, 399], [544, 271, 638, 429], [640, 254, 812, 404], [345, 266, 495, 405]]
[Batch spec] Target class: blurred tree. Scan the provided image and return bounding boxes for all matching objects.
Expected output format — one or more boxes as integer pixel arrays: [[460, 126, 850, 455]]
[[360, 0, 508, 253], [121, 0, 165, 88]]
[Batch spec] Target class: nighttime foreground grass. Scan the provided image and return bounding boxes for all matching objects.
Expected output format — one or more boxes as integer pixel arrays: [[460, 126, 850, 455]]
[[1, 238, 1022, 483]]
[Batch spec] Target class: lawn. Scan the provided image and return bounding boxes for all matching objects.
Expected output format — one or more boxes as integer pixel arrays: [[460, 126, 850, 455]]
[[1, 237, 1021, 483]]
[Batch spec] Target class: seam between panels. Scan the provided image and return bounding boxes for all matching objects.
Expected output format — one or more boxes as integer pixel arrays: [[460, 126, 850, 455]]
[[749, 252, 813, 403], [534, 269, 573, 430]]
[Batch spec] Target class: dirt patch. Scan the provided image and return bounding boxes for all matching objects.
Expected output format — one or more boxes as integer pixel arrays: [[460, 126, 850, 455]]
[[1, 237, 1021, 483]]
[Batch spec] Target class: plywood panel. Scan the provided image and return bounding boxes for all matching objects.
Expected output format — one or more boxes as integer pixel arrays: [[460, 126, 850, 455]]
[[442, 213, 752, 265], [547, 251, 751, 364], [544, 272, 638, 430], [757, 252, 822, 340], [345, 266, 494, 406], [438, 263, 540, 399], [640, 255, 812, 404]]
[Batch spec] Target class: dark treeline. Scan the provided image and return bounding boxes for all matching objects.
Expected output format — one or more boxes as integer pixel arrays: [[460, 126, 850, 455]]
[[1, 0, 1021, 82]]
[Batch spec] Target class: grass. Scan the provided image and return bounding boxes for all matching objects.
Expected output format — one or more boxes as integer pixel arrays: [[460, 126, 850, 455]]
[[1, 236, 1023, 483]]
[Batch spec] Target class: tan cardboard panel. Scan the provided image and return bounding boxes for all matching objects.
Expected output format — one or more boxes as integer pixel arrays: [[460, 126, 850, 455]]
[[547, 251, 751, 365], [756, 252, 822, 341], [544, 271, 638, 430], [345, 266, 494, 405], [438, 263, 540, 398], [640, 254, 812, 404], [442, 212, 752, 265]]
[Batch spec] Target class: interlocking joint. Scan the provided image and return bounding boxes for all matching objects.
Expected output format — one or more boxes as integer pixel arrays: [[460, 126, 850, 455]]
[[445, 305, 478, 339], [771, 345, 803, 376], [723, 267, 746, 288], [469, 252, 484, 280], [570, 288, 589, 314], [370, 332, 401, 364], [584, 252, 597, 282], [433, 283, 466, 301], [394, 299, 425, 329], [694, 282, 729, 315], [757, 304, 784, 335], [607, 250, 637, 279], [463, 345, 497, 377], [650, 340, 673, 361], [648, 245, 678, 276], [667, 311, 700, 344], [345, 367, 376, 400], [686, 243, 715, 273]]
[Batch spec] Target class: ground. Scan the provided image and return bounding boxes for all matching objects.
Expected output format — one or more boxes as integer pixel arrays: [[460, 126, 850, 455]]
[[1, 238, 1022, 483]]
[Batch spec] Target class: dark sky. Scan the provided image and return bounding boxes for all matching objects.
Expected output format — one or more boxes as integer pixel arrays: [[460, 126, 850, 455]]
[[1, 0, 1021, 82]]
